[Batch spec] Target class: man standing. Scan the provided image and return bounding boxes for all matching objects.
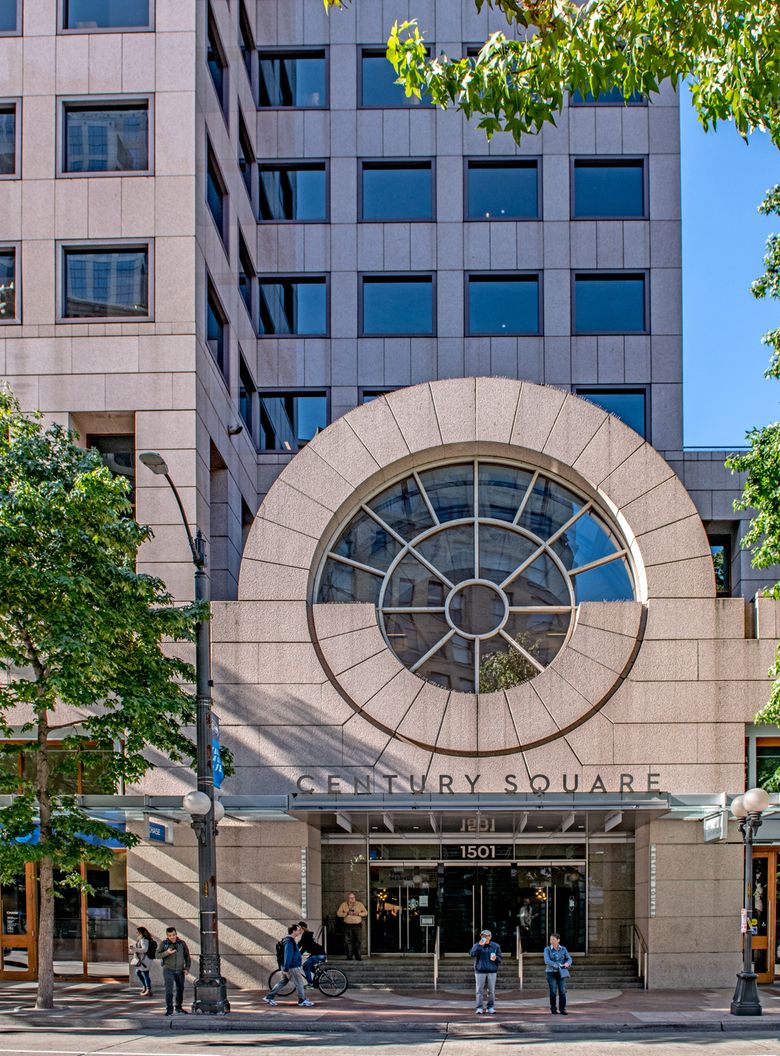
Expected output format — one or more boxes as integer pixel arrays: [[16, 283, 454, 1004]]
[[544, 931, 573, 1015], [157, 926, 191, 1016], [264, 924, 314, 1008], [469, 929, 502, 1014], [336, 891, 368, 960]]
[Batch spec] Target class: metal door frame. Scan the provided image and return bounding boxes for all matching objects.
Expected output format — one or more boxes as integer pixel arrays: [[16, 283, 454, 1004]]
[[368, 861, 439, 956], [752, 847, 776, 984]]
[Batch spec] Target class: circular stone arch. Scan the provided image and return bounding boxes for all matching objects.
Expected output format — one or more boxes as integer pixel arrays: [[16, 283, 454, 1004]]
[[239, 378, 714, 758]]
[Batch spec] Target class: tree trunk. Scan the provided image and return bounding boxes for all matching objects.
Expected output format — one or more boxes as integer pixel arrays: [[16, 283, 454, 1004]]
[[35, 719, 54, 1010]]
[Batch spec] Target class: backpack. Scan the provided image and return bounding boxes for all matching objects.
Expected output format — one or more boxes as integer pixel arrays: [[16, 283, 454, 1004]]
[[147, 937, 158, 960], [275, 938, 286, 968]]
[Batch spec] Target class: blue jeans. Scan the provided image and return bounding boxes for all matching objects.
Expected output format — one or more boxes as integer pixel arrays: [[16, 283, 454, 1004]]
[[547, 970, 566, 1011], [303, 954, 326, 984], [135, 967, 152, 991]]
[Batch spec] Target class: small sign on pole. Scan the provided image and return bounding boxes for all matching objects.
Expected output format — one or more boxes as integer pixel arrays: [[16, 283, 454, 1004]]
[[703, 811, 727, 842]]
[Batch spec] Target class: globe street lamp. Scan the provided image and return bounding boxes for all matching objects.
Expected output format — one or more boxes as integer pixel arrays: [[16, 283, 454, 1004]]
[[730, 786, 771, 1016], [139, 452, 229, 1015]]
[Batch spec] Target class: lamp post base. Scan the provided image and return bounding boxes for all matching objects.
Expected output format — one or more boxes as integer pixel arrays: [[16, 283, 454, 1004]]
[[192, 976, 230, 1015], [730, 971, 762, 1016]]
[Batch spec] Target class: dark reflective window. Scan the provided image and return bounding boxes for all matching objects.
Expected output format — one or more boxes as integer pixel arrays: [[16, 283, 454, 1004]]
[[64, 0, 149, 29], [362, 276, 433, 335], [574, 274, 646, 333], [576, 389, 646, 437], [259, 392, 328, 451], [238, 354, 256, 436], [708, 533, 732, 596], [63, 103, 149, 173], [259, 163, 327, 221], [0, 249, 15, 320], [238, 111, 255, 201], [239, 1, 255, 81], [206, 145, 228, 245], [570, 87, 644, 105], [361, 162, 432, 221], [361, 388, 395, 403], [0, 105, 15, 174], [467, 275, 539, 335], [238, 234, 254, 320], [63, 247, 148, 319], [466, 160, 538, 220], [207, 9, 228, 115], [87, 434, 134, 505], [206, 282, 228, 380], [361, 49, 430, 107], [259, 277, 327, 335], [258, 51, 327, 108], [0, 0, 16, 32], [573, 160, 645, 218]]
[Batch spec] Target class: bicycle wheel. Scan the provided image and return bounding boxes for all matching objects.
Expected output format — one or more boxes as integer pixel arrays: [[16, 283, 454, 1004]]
[[267, 969, 296, 997], [317, 966, 348, 997]]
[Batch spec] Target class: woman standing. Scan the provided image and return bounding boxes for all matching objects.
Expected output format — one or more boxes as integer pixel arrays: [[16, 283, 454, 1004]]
[[130, 926, 155, 996], [544, 932, 572, 1015]]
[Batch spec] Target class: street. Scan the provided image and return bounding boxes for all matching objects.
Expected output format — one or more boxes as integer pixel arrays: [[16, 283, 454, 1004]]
[[0, 1030, 779, 1056]]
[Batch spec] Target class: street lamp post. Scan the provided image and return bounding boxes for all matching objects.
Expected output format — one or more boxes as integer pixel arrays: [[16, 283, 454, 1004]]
[[139, 452, 230, 1015], [730, 786, 770, 1017]]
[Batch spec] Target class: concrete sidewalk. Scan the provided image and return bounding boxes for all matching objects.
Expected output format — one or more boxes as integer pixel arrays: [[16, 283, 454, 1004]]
[[0, 980, 779, 1034]]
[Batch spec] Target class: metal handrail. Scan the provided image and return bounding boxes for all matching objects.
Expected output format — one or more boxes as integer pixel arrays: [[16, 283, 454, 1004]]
[[516, 926, 524, 990], [433, 926, 440, 991], [631, 924, 649, 990]]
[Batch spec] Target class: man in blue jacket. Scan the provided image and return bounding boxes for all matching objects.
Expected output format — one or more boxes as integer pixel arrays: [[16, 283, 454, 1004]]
[[543, 932, 572, 1014], [469, 929, 502, 1014], [264, 924, 314, 1008]]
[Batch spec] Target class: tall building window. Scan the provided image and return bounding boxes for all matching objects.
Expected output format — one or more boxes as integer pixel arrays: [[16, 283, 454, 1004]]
[[0, 102, 17, 176], [238, 0, 255, 85], [466, 159, 539, 220], [238, 232, 255, 322], [361, 388, 396, 403], [573, 273, 647, 334], [572, 159, 646, 219], [467, 274, 540, 335], [207, 6, 229, 119], [258, 277, 328, 336], [62, 0, 151, 30], [0, 0, 18, 33], [259, 391, 328, 452], [361, 275, 434, 336], [360, 161, 433, 221], [62, 246, 149, 319], [570, 87, 644, 105], [237, 109, 255, 203], [0, 247, 16, 321], [87, 434, 135, 505], [206, 142, 229, 249], [206, 281, 229, 382], [238, 353, 257, 440], [361, 48, 430, 107], [708, 533, 732, 596], [258, 50, 327, 108], [259, 162, 327, 222], [576, 388, 647, 438], [62, 100, 150, 174]]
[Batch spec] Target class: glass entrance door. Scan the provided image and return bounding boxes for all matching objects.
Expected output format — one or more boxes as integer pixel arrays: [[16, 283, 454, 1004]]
[[517, 863, 586, 952], [369, 865, 438, 954], [751, 849, 774, 984], [441, 866, 516, 955], [0, 868, 35, 979]]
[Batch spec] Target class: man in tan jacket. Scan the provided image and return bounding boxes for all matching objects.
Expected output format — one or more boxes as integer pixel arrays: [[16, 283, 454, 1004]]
[[336, 890, 368, 960]]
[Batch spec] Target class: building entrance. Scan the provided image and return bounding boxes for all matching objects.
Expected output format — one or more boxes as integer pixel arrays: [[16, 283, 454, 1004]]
[[751, 848, 780, 984], [369, 865, 438, 954], [441, 865, 516, 955], [517, 863, 587, 953]]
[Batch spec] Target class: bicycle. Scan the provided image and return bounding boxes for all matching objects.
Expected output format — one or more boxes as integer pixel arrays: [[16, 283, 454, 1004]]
[[267, 958, 348, 998]]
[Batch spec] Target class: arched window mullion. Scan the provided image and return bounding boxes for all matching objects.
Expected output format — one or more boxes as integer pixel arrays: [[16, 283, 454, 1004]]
[[410, 628, 456, 673]]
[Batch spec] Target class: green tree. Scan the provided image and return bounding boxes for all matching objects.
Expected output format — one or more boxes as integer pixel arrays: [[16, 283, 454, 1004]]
[[0, 390, 202, 1008]]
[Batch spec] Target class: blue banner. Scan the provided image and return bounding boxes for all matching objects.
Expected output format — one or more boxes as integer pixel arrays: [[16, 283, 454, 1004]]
[[212, 714, 224, 790]]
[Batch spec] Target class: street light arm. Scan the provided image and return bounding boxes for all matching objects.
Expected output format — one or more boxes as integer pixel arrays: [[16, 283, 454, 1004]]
[[162, 473, 204, 569]]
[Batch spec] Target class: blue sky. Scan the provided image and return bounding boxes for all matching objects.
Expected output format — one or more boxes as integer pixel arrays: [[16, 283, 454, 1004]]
[[681, 96, 779, 448]]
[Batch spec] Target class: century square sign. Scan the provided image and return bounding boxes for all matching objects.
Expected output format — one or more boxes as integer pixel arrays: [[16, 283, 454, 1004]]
[[294, 771, 665, 795]]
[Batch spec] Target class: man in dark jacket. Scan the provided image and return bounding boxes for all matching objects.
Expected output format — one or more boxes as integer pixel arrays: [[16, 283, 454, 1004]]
[[157, 926, 191, 1016], [264, 924, 314, 1008], [469, 929, 502, 1014], [297, 921, 326, 985]]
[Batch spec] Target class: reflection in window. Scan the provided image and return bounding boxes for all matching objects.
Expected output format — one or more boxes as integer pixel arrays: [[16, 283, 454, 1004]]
[[258, 277, 327, 335], [362, 276, 433, 336], [0, 0, 16, 32], [361, 49, 430, 107], [258, 51, 327, 107], [87, 434, 135, 505], [0, 104, 16, 174], [206, 144, 228, 245], [573, 160, 645, 218], [574, 274, 646, 333], [207, 8, 228, 116], [259, 163, 327, 221], [259, 391, 327, 451], [757, 741, 780, 791], [467, 275, 539, 335], [238, 111, 255, 202], [466, 160, 538, 220], [0, 249, 15, 319], [206, 282, 228, 380], [238, 234, 255, 320], [361, 162, 432, 221], [63, 0, 149, 29], [63, 103, 149, 173], [361, 389, 395, 403], [239, 0, 255, 81], [708, 534, 732, 596], [317, 460, 634, 692], [63, 247, 148, 319], [238, 353, 256, 438], [570, 87, 644, 105], [576, 389, 646, 438]]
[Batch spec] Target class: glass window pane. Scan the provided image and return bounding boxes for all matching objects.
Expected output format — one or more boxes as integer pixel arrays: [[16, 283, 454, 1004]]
[[510, 552, 570, 608], [88, 435, 134, 503], [206, 290, 226, 375], [480, 637, 538, 692], [362, 278, 433, 335], [319, 559, 381, 604], [259, 280, 327, 335], [64, 0, 149, 28], [504, 610, 569, 665], [417, 464, 474, 522], [467, 162, 538, 220], [361, 53, 429, 107], [478, 464, 533, 522], [1, 876, 28, 935], [574, 162, 644, 218], [259, 393, 327, 451], [259, 54, 327, 107], [552, 511, 620, 571], [0, 250, 15, 319], [384, 612, 450, 668], [570, 88, 643, 105], [367, 476, 434, 540], [0, 0, 16, 32], [518, 477, 583, 540], [572, 557, 633, 602], [333, 509, 402, 572], [63, 249, 148, 318], [53, 870, 83, 975], [382, 553, 446, 608], [64, 105, 148, 173], [574, 276, 646, 333], [207, 16, 227, 108], [468, 277, 539, 335], [417, 634, 474, 692], [206, 152, 226, 238], [416, 524, 475, 583], [86, 859, 127, 976], [361, 165, 432, 220], [478, 524, 537, 585], [259, 166, 327, 221], [0, 106, 15, 173], [577, 390, 646, 437], [757, 745, 780, 790]]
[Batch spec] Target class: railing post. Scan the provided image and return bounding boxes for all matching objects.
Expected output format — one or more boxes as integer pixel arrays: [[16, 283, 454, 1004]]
[[433, 926, 440, 992], [516, 925, 523, 991], [643, 950, 648, 990]]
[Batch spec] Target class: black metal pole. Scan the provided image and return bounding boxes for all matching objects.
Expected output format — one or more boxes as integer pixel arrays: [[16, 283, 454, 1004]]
[[730, 812, 762, 1016]]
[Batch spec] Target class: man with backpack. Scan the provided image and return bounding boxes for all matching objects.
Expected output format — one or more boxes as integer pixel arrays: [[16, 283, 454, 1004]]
[[264, 924, 314, 1008], [157, 926, 191, 1016]]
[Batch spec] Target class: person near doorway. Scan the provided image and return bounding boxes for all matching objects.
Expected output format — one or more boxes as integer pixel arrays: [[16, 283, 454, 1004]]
[[469, 929, 502, 1014], [264, 924, 314, 1008], [157, 926, 191, 1016], [297, 921, 326, 985], [544, 931, 572, 1015], [337, 891, 368, 960], [129, 925, 156, 996]]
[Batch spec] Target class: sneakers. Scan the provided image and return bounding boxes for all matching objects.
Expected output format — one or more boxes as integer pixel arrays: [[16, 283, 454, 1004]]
[[174, 1008, 188, 1014], [263, 996, 277, 1007], [298, 999, 315, 1008], [550, 1008, 558, 1014], [476, 1008, 484, 1014], [487, 1008, 496, 1014], [164, 1010, 173, 1017], [560, 1010, 569, 1015]]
